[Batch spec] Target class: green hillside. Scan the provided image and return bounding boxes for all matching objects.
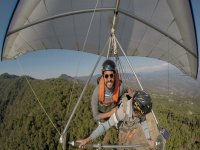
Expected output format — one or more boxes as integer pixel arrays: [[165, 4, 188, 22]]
[[0, 74, 199, 149], [152, 95, 200, 149]]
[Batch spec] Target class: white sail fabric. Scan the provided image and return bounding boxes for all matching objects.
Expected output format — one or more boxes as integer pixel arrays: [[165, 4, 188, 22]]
[[2, 0, 198, 78]]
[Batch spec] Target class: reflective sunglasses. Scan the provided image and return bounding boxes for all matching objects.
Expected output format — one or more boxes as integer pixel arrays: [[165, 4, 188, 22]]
[[104, 73, 114, 79]]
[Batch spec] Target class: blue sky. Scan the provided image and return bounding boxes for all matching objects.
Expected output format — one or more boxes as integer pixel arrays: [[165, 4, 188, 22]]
[[0, 0, 200, 79]]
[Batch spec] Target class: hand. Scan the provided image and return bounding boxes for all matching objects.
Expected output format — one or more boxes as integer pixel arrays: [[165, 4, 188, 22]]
[[110, 107, 118, 114], [99, 107, 118, 120], [147, 139, 155, 149], [127, 88, 136, 97], [107, 107, 117, 117], [76, 137, 91, 148]]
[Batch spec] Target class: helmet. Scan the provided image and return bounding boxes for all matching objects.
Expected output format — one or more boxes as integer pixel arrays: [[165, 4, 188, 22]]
[[133, 91, 152, 115], [102, 59, 116, 72]]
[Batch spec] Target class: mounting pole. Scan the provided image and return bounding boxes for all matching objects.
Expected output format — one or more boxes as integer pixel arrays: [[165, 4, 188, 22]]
[[107, 0, 120, 58]]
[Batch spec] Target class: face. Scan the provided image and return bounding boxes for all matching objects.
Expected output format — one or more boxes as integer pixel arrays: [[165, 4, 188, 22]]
[[132, 110, 143, 118], [103, 70, 115, 89]]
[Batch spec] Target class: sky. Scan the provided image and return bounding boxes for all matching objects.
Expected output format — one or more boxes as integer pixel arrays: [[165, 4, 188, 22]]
[[0, 0, 200, 79]]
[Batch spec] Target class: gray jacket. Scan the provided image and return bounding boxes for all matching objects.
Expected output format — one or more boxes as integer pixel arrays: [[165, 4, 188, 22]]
[[90, 98, 151, 140]]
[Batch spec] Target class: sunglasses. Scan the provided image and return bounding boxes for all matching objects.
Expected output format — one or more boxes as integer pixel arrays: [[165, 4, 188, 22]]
[[104, 73, 114, 79]]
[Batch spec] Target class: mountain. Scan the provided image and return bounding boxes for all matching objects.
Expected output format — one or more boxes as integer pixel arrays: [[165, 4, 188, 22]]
[[75, 74, 100, 85], [77, 69, 200, 97], [0, 73, 96, 149], [0, 73, 199, 149], [137, 70, 200, 97], [0, 73, 19, 79], [58, 74, 81, 83]]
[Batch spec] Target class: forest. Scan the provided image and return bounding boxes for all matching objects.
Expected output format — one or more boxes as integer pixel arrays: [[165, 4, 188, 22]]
[[0, 73, 199, 150]]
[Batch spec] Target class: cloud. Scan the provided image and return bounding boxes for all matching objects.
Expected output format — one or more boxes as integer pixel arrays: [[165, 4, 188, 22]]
[[134, 63, 169, 73]]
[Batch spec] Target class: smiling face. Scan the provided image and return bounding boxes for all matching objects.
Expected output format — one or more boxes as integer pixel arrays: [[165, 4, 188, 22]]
[[103, 70, 115, 89]]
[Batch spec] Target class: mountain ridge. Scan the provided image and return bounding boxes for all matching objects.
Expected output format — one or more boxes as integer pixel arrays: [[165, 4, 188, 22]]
[[0, 73, 199, 149], [1, 72, 200, 97], [76, 70, 200, 97]]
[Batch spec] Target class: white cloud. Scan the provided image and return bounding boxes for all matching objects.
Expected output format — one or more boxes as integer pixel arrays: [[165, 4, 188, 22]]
[[134, 63, 169, 73]]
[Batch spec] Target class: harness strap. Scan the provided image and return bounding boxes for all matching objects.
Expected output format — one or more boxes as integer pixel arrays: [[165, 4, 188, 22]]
[[113, 113, 119, 124], [119, 95, 139, 131]]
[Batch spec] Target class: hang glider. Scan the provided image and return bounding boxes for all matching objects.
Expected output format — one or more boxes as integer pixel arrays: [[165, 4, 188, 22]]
[[1, 1, 194, 149], [1, 0, 198, 79]]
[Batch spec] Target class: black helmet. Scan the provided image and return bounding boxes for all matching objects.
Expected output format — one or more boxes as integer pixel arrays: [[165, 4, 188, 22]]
[[133, 91, 152, 115], [102, 59, 116, 72]]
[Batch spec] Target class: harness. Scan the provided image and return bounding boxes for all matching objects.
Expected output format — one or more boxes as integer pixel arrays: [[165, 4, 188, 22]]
[[98, 102, 117, 113], [118, 95, 140, 132]]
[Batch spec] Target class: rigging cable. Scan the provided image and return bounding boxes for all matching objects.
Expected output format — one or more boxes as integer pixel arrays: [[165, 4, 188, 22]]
[[114, 35, 144, 90], [114, 34, 160, 126], [168, 30, 170, 100], [65, 0, 100, 126], [119, 58, 135, 85], [60, 0, 102, 146], [60, 36, 110, 144], [117, 58, 128, 86], [15, 0, 101, 139], [82, 0, 99, 52], [16, 59, 61, 136]]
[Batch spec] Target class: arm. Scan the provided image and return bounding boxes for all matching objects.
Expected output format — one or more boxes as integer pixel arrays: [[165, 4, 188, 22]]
[[141, 119, 151, 140], [98, 107, 117, 120], [140, 116, 155, 148], [77, 116, 114, 148], [90, 104, 125, 140], [77, 105, 125, 148]]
